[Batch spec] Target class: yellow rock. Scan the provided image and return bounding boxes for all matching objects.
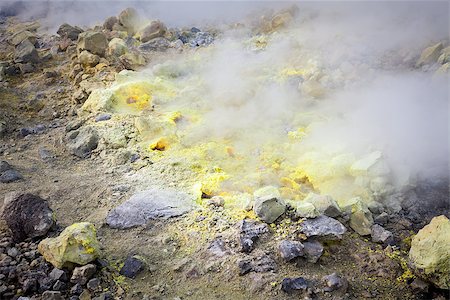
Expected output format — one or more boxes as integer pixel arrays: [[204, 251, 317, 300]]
[[38, 222, 100, 268]]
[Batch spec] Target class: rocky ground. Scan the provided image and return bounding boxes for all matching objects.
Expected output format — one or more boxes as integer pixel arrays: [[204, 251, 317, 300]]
[[0, 5, 449, 300]]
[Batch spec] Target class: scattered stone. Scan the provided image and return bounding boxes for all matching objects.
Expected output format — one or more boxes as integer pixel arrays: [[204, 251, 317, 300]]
[[138, 20, 167, 43], [71, 264, 97, 285], [301, 215, 346, 240], [417, 42, 443, 67], [437, 46, 450, 64], [7, 247, 18, 257], [0, 169, 22, 183], [57, 23, 83, 40], [66, 126, 99, 158], [139, 37, 170, 52], [42, 291, 64, 300], [119, 256, 144, 278], [79, 289, 91, 300], [238, 255, 277, 275], [77, 31, 108, 57], [2, 193, 54, 241], [238, 219, 268, 253], [38, 222, 100, 268], [303, 240, 324, 263], [410, 278, 429, 293], [304, 193, 341, 217], [108, 38, 128, 56], [281, 277, 308, 294], [278, 240, 304, 261], [39, 148, 55, 161], [374, 212, 389, 225], [253, 186, 286, 223], [322, 272, 348, 293], [14, 40, 39, 64], [0, 160, 12, 172], [409, 215, 450, 289], [95, 113, 111, 122], [49, 268, 67, 282], [350, 201, 374, 236], [78, 50, 100, 67], [206, 196, 225, 207], [87, 278, 101, 292], [371, 224, 393, 244]]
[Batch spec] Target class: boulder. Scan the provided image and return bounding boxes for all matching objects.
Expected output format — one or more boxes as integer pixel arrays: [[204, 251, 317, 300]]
[[2, 193, 54, 241], [322, 273, 348, 293], [57, 23, 83, 41], [303, 240, 323, 263], [0, 169, 22, 183], [279, 240, 304, 261], [78, 50, 100, 67], [138, 20, 167, 43], [139, 37, 170, 52], [304, 193, 341, 217], [301, 215, 346, 240], [416, 42, 443, 67], [66, 126, 99, 158], [409, 215, 450, 289], [108, 38, 128, 56], [371, 224, 393, 244], [9, 30, 36, 46], [281, 277, 308, 294], [349, 201, 374, 236], [77, 31, 108, 57], [14, 39, 39, 64], [118, 7, 140, 35], [103, 16, 118, 31], [292, 201, 319, 218], [253, 186, 286, 223], [106, 188, 195, 229], [38, 222, 100, 268]]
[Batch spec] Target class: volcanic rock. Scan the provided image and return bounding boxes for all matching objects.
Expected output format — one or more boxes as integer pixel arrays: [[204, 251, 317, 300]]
[[66, 126, 99, 158], [138, 20, 167, 43], [304, 193, 341, 217], [238, 219, 268, 253], [253, 186, 286, 223], [238, 255, 277, 275], [38, 222, 100, 268], [438, 46, 450, 64], [417, 42, 443, 67], [108, 38, 128, 56], [292, 201, 319, 218], [322, 272, 348, 293], [103, 16, 118, 31], [303, 240, 324, 263], [409, 215, 450, 289], [0, 169, 22, 183], [57, 23, 83, 41], [279, 240, 304, 261], [71, 264, 97, 285], [301, 215, 346, 240], [371, 224, 393, 244], [139, 37, 170, 52], [77, 31, 108, 57], [281, 277, 309, 294], [189, 31, 214, 47], [350, 201, 374, 236], [14, 40, 39, 64], [118, 7, 140, 35], [2, 193, 54, 241], [9, 30, 37, 46], [106, 188, 195, 229], [42, 291, 64, 300], [119, 256, 144, 278], [78, 50, 100, 67]]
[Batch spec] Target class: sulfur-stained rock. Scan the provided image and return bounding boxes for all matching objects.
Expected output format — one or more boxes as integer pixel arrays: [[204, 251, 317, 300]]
[[349, 200, 374, 236], [437, 46, 450, 64], [78, 50, 100, 67], [416, 43, 443, 67], [292, 201, 319, 218], [137, 20, 167, 43], [57, 23, 83, 41], [9, 30, 37, 46], [14, 39, 39, 64], [304, 193, 341, 217], [77, 31, 108, 57], [38, 222, 100, 268], [253, 186, 286, 223], [409, 215, 450, 289], [271, 12, 293, 30], [118, 7, 140, 35], [108, 38, 128, 56]]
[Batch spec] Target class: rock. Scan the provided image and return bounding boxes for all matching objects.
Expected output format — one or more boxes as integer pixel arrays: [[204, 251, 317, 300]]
[[71, 264, 97, 285], [322, 272, 348, 293], [66, 126, 99, 158], [38, 222, 100, 268], [349, 201, 374, 236], [417, 42, 443, 66], [78, 50, 100, 67], [138, 20, 167, 43], [371, 224, 393, 244], [79, 289, 91, 300], [303, 240, 323, 263], [49, 268, 67, 282], [107, 38, 128, 56], [409, 215, 450, 289], [0, 169, 22, 183], [42, 291, 64, 300], [279, 240, 304, 261], [299, 80, 326, 99], [119, 51, 146, 69], [9, 30, 37, 46], [410, 278, 429, 293], [281, 277, 308, 294], [238, 219, 268, 253], [238, 255, 277, 275], [119, 256, 144, 278], [118, 7, 140, 35], [206, 196, 224, 207], [304, 193, 341, 217], [253, 186, 286, 223], [103, 16, 118, 31], [0, 160, 12, 172], [52, 280, 66, 291], [106, 188, 195, 229], [2, 194, 54, 241], [189, 31, 214, 47], [14, 40, 39, 64], [138, 37, 170, 52], [301, 215, 346, 240], [71, 283, 83, 295], [292, 201, 319, 218], [87, 278, 101, 292], [39, 148, 55, 161], [437, 46, 450, 64], [95, 113, 111, 122], [77, 31, 108, 57], [7, 247, 18, 257], [57, 23, 83, 41], [207, 238, 230, 257], [374, 212, 389, 225]]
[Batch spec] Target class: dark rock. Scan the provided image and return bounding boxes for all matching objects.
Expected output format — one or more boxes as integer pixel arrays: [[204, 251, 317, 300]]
[[87, 277, 101, 292], [70, 264, 96, 285], [57, 23, 83, 41], [410, 278, 429, 293], [237, 255, 277, 275], [238, 219, 268, 253], [278, 240, 304, 261], [95, 113, 111, 122], [2, 194, 54, 242], [106, 188, 195, 229], [374, 212, 389, 225], [52, 280, 66, 291], [49, 268, 67, 282], [322, 272, 348, 293], [66, 126, 99, 158], [103, 16, 118, 31], [119, 256, 144, 279], [0, 169, 22, 183], [301, 215, 347, 240], [207, 238, 230, 257], [190, 27, 201, 33], [22, 278, 37, 293], [42, 291, 64, 300], [303, 240, 324, 263], [15, 40, 39, 64], [0, 161, 12, 172], [281, 277, 308, 294], [70, 283, 83, 295], [371, 224, 393, 244], [139, 37, 170, 52]]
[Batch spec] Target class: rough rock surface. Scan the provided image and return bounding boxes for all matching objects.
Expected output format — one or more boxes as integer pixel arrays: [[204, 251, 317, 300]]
[[371, 224, 393, 244], [14, 39, 39, 64], [303, 240, 324, 263], [38, 222, 100, 268], [77, 31, 108, 57], [119, 256, 144, 278], [66, 126, 99, 158], [238, 219, 268, 253], [253, 186, 286, 223], [301, 215, 347, 240], [106, 188, 195, 229], [281, 277, 308, 294], [57, 23, 83, 41], [350, 201, 374, 236], [138, 20, 167, 43], [2, 193, 54, 242], [278, 240, 304, 261], [416, 42, 443, 66], [409, 215, 450, 289]]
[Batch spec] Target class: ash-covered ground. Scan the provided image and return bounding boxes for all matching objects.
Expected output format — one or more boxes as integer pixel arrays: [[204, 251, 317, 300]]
[[0, 2, 449, 300]]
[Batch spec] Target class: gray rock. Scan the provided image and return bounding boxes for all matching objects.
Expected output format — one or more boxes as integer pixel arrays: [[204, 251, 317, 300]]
[[304, 193, 341, 217], [57, 23, 83, 40], [350, 202, 374, 236], [371, 224, 393, 244], [0, 161, 12, 172], [87, 277, 101, 292], [70, 283, 83, 295], [281, 277, 309, 294], [374, 212, 389, 225], [78, 50, 100, 67], [49, 268, 67, 282], [103, 16, 118, 31], [279, 240, 304, 261], [189, 31, 214, 47], [2, 194, 54, 242], [95, 113, 111, 122], [7, 247, 18, 257], [253, 186, 286, 223], [119, 256, 144, 278], [14, 39, 39, 64], [301, 215, 347, 240], [138, 20, 167, 43], [303, 240, 323, 263], [238, 219, 268, 253], [238, 255, 277, 275], [417, 43, 443, 67], [70, 264, 96, 285], [52, 280, 66, 291], [39, 148, 55, 161], [139, 37, 170, 52], [118, 7, 140, 35], [41, 291, 63, 300], [322, 273, 348, 293], [206, 196, 225, 207], [207, 238, 230, 257], [66, 126, 99, 158], [77, 31, 108, 57], [106, 188, 195, 229]]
